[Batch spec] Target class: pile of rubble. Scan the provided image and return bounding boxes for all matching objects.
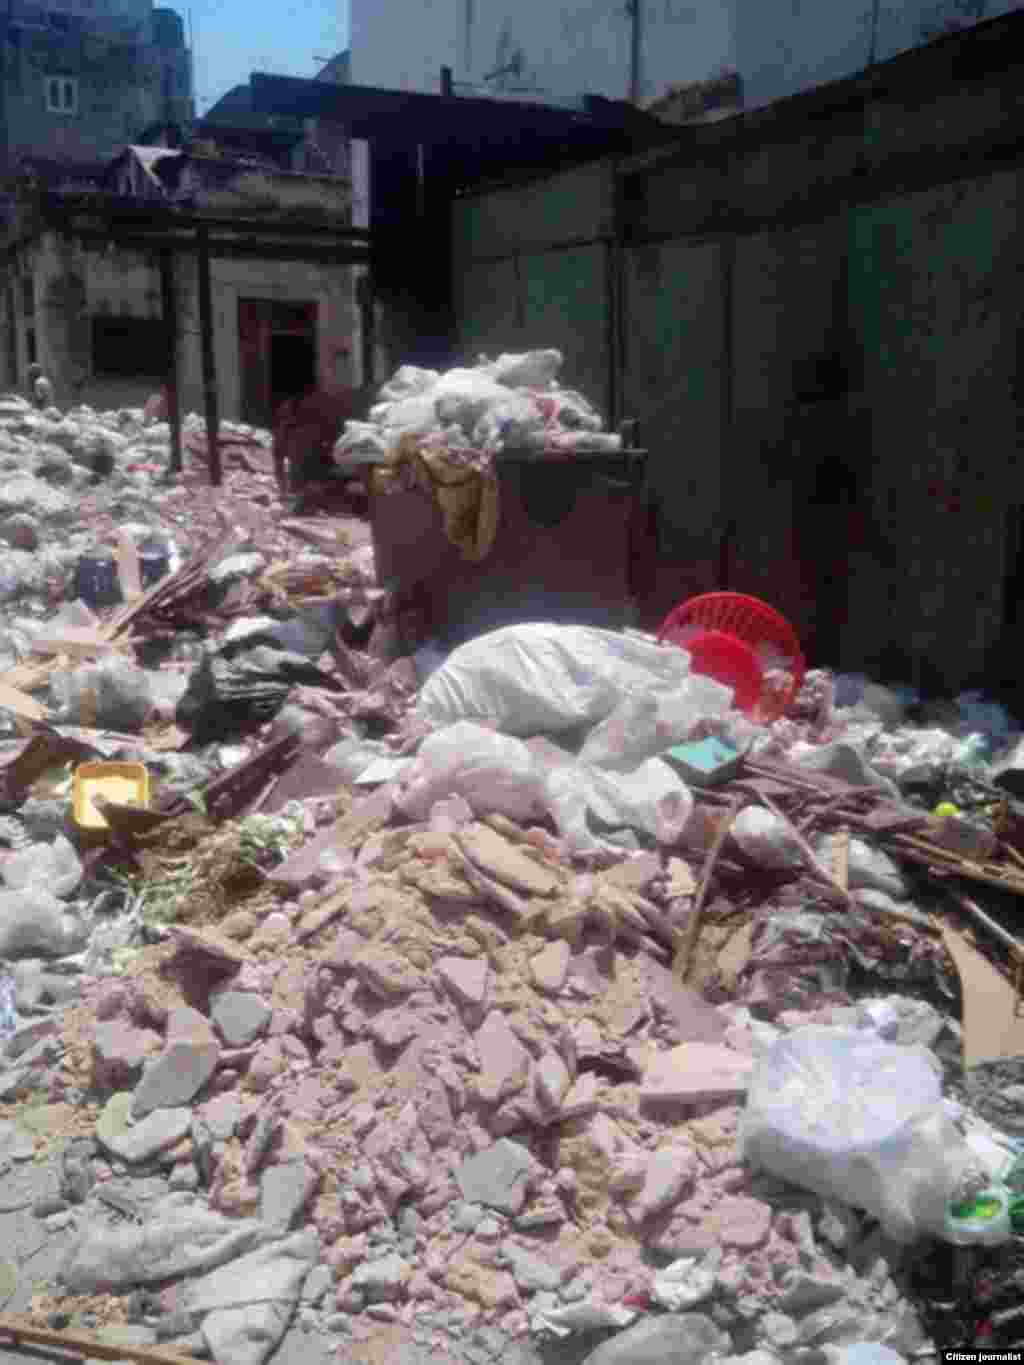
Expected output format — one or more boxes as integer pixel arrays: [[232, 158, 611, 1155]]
[[0, 370, 1023, 1365]]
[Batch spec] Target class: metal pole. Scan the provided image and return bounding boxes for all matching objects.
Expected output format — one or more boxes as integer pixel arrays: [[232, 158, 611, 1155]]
[[195, 224, 221, 485], [628, 0, 642, 104], [159, 249, 183, 475]]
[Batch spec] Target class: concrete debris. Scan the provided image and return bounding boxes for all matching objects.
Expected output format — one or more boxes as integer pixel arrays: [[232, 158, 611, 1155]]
[[186, 1228, 320, 1365], [0, 385, 1020, 1365], [59, 1193, 264, 1291]]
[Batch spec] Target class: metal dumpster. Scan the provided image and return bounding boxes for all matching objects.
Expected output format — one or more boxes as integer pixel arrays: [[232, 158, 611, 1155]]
[[364, 448, 649, 647]]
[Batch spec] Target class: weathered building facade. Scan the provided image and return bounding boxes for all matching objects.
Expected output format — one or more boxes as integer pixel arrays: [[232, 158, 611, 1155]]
[[0, 0, 192, 180], [0, 141, 363, 421]]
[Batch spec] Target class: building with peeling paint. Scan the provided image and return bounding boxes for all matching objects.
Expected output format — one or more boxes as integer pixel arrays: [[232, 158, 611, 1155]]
[[0, 136, 364, 422]]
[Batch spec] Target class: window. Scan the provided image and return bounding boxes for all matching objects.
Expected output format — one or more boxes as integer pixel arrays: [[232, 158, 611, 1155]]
[[91, 316, 167, 378], [45, 76, 78, 115]]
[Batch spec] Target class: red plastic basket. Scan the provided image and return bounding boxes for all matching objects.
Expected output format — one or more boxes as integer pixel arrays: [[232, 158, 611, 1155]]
[[658, 592, 806, 723]]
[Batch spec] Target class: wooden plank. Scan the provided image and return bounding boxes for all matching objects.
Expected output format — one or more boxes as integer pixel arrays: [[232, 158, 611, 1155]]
[[940, 923, 1024, 1067], [116, 529, 143, 602], [0, 1313, 198, 1364], [673, 793, 742, 984]]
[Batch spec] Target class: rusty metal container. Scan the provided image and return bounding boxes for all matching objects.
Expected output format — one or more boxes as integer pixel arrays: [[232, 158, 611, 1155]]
[[366, 449, 648, 646]]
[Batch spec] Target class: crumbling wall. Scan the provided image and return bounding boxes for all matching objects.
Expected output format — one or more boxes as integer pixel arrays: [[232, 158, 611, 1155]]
[[28, 232, 164, 409]]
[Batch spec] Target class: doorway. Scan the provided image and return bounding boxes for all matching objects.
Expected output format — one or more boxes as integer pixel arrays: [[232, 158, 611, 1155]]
[[238, 299, 318, 427], [269, 332, 316, 416]]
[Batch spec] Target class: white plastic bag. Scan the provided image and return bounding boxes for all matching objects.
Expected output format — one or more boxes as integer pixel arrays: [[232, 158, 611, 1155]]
[[741, 1027, 989, 1245], [395, 722, 547, 823], [2, 834, 83, 898], [578, 676, 734, 772], [416, 623, 693, 738], [544, 758, 694, 855], [483, 349, 563, 390], [732, 807, 806, 872]]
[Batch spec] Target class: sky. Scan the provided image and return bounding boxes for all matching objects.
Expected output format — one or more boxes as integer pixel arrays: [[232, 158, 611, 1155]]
[[168, 0, 349, 115]]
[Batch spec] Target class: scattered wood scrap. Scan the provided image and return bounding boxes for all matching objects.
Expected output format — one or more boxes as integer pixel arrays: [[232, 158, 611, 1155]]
[[0, 1314, 198, 1365]]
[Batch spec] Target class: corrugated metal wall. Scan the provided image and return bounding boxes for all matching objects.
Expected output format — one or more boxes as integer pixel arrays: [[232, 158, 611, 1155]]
[[450, 15, 1024, 691]]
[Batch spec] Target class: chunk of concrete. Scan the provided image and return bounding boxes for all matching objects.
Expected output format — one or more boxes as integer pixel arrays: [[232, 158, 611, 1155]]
[[475, 1010, 531, 1105], [132, 1007, 221, 1117], [456, 824, 561, 897], [579, 1313, 731, 1365], [640, 1043, 754, 1108], [529, 940, 570, 994], [456, 1139, 539, 1216], [260, 1159, 319, 1236], [100, 1106, 192, 1165], [188, 1229, 320, 1365], [59, 1193, 264, 1291], [210, 991, 272, 1048], [437, 955, 490, 1009]]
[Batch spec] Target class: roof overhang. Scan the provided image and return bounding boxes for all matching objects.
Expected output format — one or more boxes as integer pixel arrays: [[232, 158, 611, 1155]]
[[249, 73, 671, 178]]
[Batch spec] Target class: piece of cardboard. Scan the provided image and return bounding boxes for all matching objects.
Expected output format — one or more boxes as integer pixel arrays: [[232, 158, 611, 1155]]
[[940, 922, 1024, 1067]]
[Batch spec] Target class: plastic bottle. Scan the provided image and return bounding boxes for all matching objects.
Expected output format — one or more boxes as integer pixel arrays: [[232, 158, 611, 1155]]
[[943, 1187, 1012, 1246]]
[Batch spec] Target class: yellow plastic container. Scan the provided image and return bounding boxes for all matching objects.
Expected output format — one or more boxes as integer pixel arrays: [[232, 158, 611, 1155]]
[[72, 761, 150, 831]]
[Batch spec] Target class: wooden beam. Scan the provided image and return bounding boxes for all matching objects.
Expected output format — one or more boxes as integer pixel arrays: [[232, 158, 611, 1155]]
[[195, 224, 221, 487], [159, 248, 183, 475]]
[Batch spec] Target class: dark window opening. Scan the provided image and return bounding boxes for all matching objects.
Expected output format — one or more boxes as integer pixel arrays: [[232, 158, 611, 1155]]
[[26, 328, 37, 365], [91, 315, 167, 377], [269, 332, 317, 413]]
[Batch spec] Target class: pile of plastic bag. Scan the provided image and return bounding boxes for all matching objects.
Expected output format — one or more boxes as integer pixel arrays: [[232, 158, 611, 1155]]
[[393, 622, 747, 854], [334, 350, 623, 467]]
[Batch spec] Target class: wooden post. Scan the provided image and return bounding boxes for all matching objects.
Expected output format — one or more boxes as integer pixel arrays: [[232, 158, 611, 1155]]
[[195, 224, 221, 486], [159, 248, 183, 475]]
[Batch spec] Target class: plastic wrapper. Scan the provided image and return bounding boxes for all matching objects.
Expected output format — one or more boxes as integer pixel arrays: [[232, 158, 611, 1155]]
[[731, 807, 807, 872], [395, 721, 548, 824], [417, 622, 693, 738], [482, 349, 563, 389], [530, 1298, 638, 1339], [376, 365, 440, 403], [51, 659, 154, 732], [578, 676, 734, 772], [2, 834, 82, 898], [651, 1251, 720, 1311], [544, 757, 694, 855], [740, 1027, 995, 1245], [824, 1347, 908, 1365], [815, 834, 908, 900]]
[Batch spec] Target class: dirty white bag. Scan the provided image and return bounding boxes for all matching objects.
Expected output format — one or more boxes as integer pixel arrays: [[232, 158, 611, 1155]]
[[544, 758, 694, 855], [732, 807, 807, 872], [483, 349, 563, 389], [578, 675, 734, 771], [395, 722, 547, 823], [416, 623, 692, 738], [2, 834, 82, 898], [741, 1027, 988, 1245]]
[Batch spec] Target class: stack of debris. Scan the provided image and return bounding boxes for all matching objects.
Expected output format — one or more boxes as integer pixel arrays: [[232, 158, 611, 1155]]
[[1, 364, 1024, 1365]]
